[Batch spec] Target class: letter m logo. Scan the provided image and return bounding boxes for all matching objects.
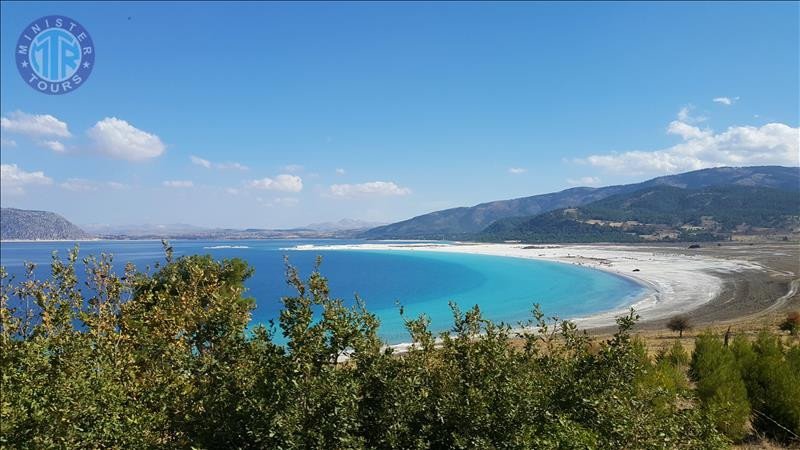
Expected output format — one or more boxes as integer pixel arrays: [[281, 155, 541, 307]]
[[18, 45, 28, 55]]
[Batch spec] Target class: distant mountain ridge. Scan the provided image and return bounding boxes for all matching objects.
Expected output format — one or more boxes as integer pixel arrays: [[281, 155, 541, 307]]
[[480, 185, 800, 243], [300, 219, 387, 232], [360, 166, 800, 239], [1, 208, 91, 241]]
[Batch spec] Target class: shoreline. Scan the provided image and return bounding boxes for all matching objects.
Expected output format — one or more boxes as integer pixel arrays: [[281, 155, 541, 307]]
[[291, 241, 766, 330]]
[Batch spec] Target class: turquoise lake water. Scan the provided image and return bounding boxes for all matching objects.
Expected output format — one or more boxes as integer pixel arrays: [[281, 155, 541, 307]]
[[0, 240, 646, 344]]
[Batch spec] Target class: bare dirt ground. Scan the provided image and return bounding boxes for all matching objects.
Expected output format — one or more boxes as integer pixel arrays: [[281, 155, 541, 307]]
[[586, 241, 799, 355]]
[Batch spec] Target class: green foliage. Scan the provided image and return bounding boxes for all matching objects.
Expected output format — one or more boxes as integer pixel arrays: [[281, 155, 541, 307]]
[[1, 247, 732, 448], [480, 185, 800, 243], [733, 332, 800, 442], [690, 333, 752, 441]]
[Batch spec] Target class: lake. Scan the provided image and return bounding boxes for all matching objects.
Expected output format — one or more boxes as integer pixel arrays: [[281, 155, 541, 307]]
[[0, 239, 646, 344]]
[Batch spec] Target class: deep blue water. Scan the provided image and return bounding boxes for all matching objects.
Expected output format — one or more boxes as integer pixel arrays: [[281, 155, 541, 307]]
[[0, 240, 646, 344]]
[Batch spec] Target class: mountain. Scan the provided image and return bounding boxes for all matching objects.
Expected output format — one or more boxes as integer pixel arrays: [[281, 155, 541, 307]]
[[1, 208, 92, 240], [301, 219, 387, 232], [359, 166, 800, 239], [479, 185, 800, 243], [80, 223, 210, 237]]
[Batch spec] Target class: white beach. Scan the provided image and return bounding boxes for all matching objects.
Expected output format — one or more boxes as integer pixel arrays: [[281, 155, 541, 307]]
[[292, 242, 765, 329]]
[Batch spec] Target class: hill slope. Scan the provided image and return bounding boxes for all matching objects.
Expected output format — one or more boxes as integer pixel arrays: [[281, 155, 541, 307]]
[[359, 166, 800, 240], [1, 208, 91, 240], [479, 185, 800, 243]]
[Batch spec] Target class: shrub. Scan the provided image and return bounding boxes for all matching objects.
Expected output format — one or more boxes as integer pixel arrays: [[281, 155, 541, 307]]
[[734, 332, 800, 442], [690, 333, 751, 441], [0, 246, 730, 448]]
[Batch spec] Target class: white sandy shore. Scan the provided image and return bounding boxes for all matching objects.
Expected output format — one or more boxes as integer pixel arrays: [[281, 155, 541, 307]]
[[291, 242, 764, 329]]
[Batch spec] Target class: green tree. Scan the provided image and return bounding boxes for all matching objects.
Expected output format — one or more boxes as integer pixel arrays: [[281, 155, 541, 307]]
[[690, 333, 751, 441]]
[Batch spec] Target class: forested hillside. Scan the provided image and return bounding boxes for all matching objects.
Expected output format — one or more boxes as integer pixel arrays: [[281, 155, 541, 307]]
[[361, 166, 800, 240], [479, 185, 800, 243]]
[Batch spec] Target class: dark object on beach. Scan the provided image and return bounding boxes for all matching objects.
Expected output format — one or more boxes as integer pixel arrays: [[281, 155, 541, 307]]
[[688, 244, 701, 249], [632, 268, 640, 272], [666, 315, 692, 338]]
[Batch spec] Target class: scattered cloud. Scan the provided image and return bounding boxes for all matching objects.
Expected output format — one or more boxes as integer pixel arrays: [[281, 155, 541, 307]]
[[256, 196, 300, 207], [283, 164, 303, 173], [225, 187, 240, 195], [190, 155, 212, 168], [508, 167, 527, 174], [567, 176, 601, 186], [59, 179, 128, 192], [1, 138, 17, 148], [60, 178, 98, 192], [666, 121, 711, 140], [676, 105, 706, 124], [163, 180, 194, 188], [87, 117, 165, 161], [1, 163, 53, 195], [328, 181, 411, 198], [191, 155, 248, 170], [1, 111, 71, 138], [335, 168, 346, 175], [576, 119, 799, 175], [713, 96, 739, 106], [38, 140, 66, 152], [217, 162, 248, 170], [107, 181, 129, 190], [248, 174, 303, 192]]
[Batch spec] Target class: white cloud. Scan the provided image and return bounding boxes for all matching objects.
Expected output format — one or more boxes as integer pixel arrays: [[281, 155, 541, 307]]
[[60, 178, 128, 191], [163, 180, 194, 188], [1, 163, 53, 194], [190, 155, 212, 168], [667, 121, 711, 140], [567, 176, 601, 186], [676, 105, 706, 124], [1, 111, 71, 138], [508, 167, 527, 174], [713, 96, 739, 106], [217, 162, 248, 170], [60, 178, 97, 192], [248, 174, 303, 192], [328, 181, 411, 198], [225, 187, 240, 195], [283, 164, 303, 173], [578, 122, 799, 175], [191, 155, 248, 171], [38, 140, 66, 152], [335, 168, 346, 175], [1, 138, 17, 148], [87, 117, 165, 161], [107, 181, 129, 190]]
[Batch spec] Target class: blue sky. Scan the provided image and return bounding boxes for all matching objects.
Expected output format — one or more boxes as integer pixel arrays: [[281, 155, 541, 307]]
[[1, 1, 798, 228]]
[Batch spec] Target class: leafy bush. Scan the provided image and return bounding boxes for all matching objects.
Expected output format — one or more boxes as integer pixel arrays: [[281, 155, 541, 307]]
[[1, 247, 731, 449], [690, 334, 751, 441], [733, 332, 800, 442]]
